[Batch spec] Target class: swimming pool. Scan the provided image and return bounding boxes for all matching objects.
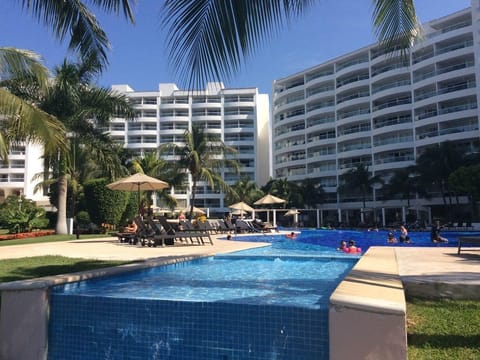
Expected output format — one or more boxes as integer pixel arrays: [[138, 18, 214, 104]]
[[48, 240, 357, 360], [232, 228, 480, 252]]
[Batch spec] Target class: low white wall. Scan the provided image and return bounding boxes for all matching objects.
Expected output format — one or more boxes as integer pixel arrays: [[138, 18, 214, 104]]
[[0, 256, 204, 360], [329, 247, 407, 360], [0, 288, 49, 360]]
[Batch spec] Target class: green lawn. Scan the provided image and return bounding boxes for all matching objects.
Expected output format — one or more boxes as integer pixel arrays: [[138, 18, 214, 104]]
[[0, 255, 131, 283], [0, 233, 110, 247], [407, 298, 480, 360]]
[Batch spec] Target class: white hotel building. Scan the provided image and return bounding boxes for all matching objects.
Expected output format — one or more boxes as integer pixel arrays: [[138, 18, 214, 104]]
[[272, 2, 480, 226], [110, 82, 270, 215]]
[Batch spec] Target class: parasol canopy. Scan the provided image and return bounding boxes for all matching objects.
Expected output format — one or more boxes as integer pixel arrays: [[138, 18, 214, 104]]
[[107, 173, 169, 192], [284, 209, 300, 216], [107, 173, 169, 216], [254, 194, 286, 206], [177, 206, 206, 215], [229, 201, 254, 212]]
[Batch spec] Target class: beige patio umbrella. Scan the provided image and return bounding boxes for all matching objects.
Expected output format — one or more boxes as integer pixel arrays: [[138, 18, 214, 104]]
[[229, 201, 254, 218], [253, 194, 286, 206], [107, 173, 169, 216], [229, 201, 254, 212], [177, 206, 205, 215], [254, 194, 286, 225], [285, 209, 300, 226]]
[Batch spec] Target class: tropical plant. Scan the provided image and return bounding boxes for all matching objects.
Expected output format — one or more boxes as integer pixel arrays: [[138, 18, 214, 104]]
[[261, 177, 301, 207], [159, 124, 239, 219], [1, 0, 135, 157], [414, 142, 464, 213], [161, 0, 421, 88], [339, 164, 383, 211], [383, 166, 420, 208], [449, 165, 480, 220], [83, 178, 131, 228], [0, 195, 49, 233], [226, 176, 264, 205], [298, 178, 325, 208], [9, 0, 135, 68], [129, 151, 184, 210], [0, 48, 67, 159], [4, 58, 134, 234]]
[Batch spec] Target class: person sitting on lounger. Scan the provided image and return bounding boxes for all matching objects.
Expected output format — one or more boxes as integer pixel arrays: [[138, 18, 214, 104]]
[[124, 219, 138, 233]]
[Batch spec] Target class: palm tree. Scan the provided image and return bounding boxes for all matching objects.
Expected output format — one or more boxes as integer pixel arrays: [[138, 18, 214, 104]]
[[299, 178, 325, 208], [384, 166, 419, 208], [449, 165, 480, 220], [161, 0, 421, 88], [261, 177, 300, 207], [339, 164, 383, 213], [129, 151, 185, 210], [414, 141, 465, 220], [1, 0, 136, 151], [5, 58, 134, 234], [159, 124, 239, 219], [226, 176, 264, 205], [0, 48, 67, 159]]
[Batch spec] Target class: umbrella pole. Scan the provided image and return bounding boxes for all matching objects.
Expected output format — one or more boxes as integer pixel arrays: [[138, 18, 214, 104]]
[[138, 183, 141, 218]]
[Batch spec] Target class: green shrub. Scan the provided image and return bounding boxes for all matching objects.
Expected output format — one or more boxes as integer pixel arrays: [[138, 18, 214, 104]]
[[75, 211, 91, 226], [83, 178, 131, 226], [0, 195, 50, 233]]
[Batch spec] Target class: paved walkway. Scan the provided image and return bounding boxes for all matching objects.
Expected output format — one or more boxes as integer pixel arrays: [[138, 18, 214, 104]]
[[1, 234, 479, 298], [0, 235, 271, 261]]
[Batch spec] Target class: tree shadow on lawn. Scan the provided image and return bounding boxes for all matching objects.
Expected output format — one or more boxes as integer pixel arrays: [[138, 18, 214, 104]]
[[408, 333, 480, 349], [0, 259, 128, 283]]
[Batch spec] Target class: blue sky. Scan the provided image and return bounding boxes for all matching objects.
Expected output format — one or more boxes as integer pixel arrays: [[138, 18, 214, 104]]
[[0, 0, 471, 95]]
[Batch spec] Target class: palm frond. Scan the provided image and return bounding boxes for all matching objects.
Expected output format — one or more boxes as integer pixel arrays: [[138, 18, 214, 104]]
[[0, 47, 49, 89], [20, 0, 136, 67], [372, 0, 421, 57], [161, 0, 314, 89], [0, 88, 67, 157]]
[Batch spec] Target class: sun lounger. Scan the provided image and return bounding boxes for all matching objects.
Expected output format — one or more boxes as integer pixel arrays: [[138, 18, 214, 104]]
[[115, 230, 138, 244], [147, 218, 175, 246], [133, 217, 159, 246], [157, 217, 212, 245], [218, 220, 236, 233], [235, 219, 259, 233], [457, 236, 480, 254], [182, 220, 214, 245]]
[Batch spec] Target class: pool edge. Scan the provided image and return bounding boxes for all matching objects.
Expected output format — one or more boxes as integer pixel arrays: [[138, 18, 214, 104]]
[[329, 246, 407, 360]]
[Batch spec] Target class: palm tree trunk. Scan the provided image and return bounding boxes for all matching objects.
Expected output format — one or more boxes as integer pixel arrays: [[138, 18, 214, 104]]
[[56, 174, 68, 234], [189, 178, 197, 221]]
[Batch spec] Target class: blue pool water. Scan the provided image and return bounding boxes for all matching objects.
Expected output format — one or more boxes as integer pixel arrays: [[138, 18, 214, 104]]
[[232, 229, 480, 252], [48, 238, 357, 360]]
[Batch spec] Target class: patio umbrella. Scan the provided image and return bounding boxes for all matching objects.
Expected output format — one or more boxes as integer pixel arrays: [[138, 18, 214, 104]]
[[254, 194, 286, 225], [177, 206, 206, 215], [285, 209, 300, 226], [107, 173, 169, 216], [229, 201, 254, 218], [229, 201, 254, 212], [253, 194, 286, 206]]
